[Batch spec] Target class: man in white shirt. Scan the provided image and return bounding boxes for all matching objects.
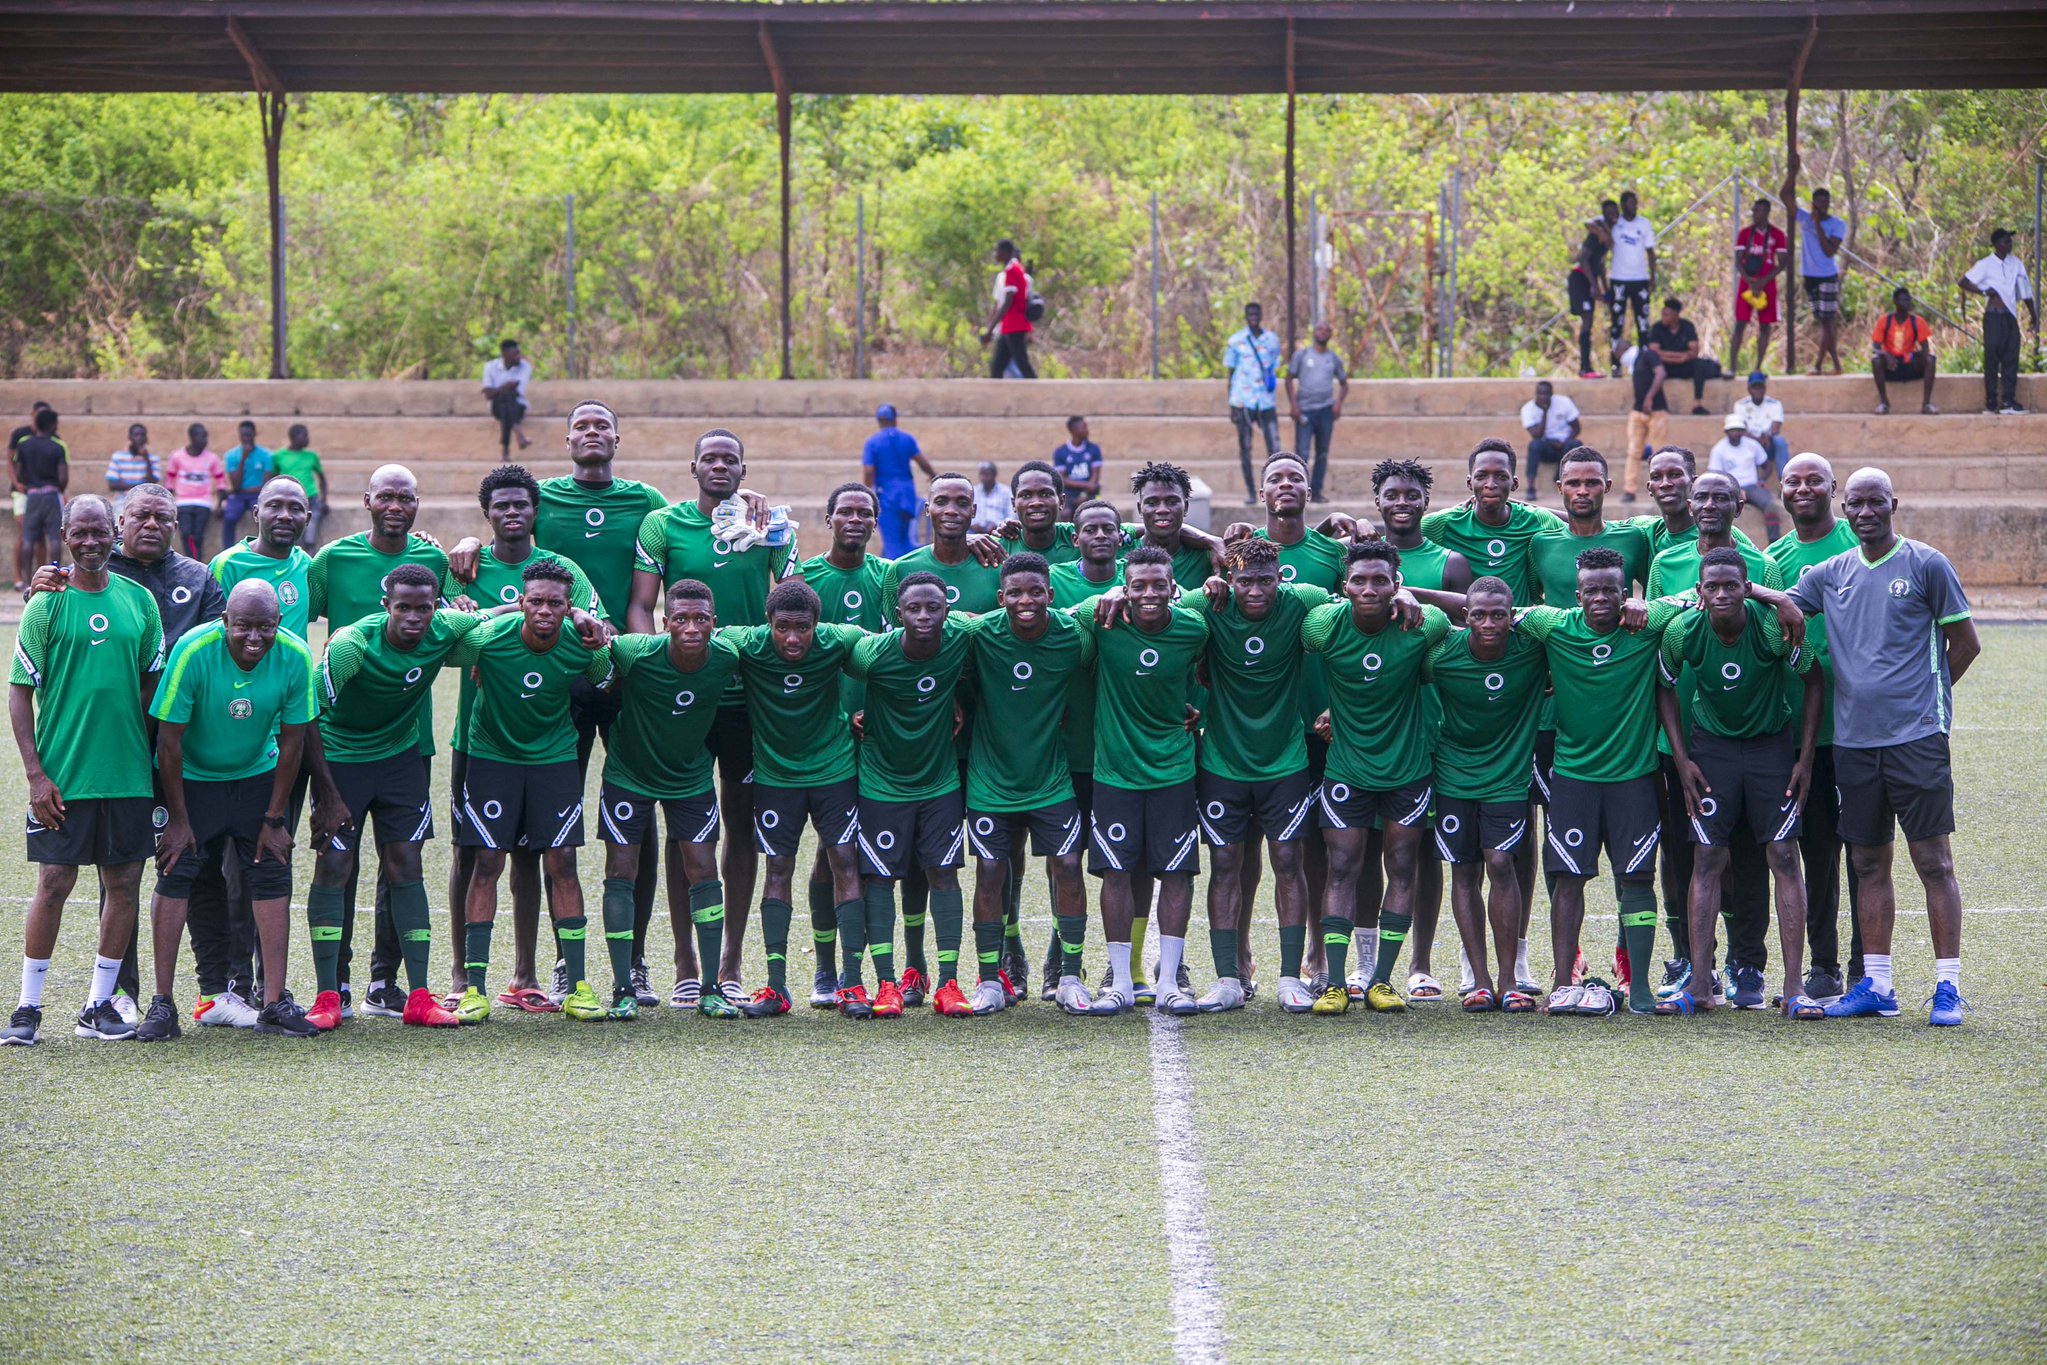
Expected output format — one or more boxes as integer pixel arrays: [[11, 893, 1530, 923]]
[[971, 461, 1014, 534], [1731, 371, 1789, 469], [1518, 380, 1581, 496], [482, 338, 534, 456], [1959, 228, 2038, 414], [1606, 190, 1658, 374], [1709, 413, 1782, 540]]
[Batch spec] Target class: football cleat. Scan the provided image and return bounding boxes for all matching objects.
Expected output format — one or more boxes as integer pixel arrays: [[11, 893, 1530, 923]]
[[1054, 976, 1096, 1016], [547, 959, 569, 1006], [562, 981, 606, 1021], [1927, 981, 1966, 1028], [871, 980, 905, 1019], [697, 990, 742, 1020], [970, 979, 1009, 1016], [807, 969, 838, 1009], [606, 989, 640, 1022], [931, 980, 974, 1017], [836, 985, 874, 1020], [453, 987, 493, 1025], [1087, 985, 1134, 1017], [196, 988, 260, 1028], [1197, 977, 1246, 1013], [897, 967, 928, 1009], [1574, 977, 1617, 1017], [1155, 985, 1200, 1018], [999, 968, 1025, 1006], [1655, 959, 1692, 1001], [630, 963, 659, 1008], [1277, 977, 1316, 1014], [1365, 982, 1407, 1013], [1310, 983, 1351, 1015], [1546, 984, 1586, 1015], [740, 986, 791, 1018], [401, 988, 461, 1028], [305, 990, 344, 1032], [1612, 948, 1632, 991]]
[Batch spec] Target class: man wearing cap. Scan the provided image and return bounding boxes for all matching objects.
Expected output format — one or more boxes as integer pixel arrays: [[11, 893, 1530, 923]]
[[1708, 412, 1782, 541], [1731, 372, 1789, 472], [861, 403, 936, 560], [1959, 228, 2037, 415]]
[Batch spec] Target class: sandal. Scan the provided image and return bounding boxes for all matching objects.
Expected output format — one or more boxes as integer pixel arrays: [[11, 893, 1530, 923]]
[[1407, 971, 1444, 1003], [1501, 990, 1537, 1013], [1783, 993, 1825, 1021], [1460, 987, 1497, 1013], [1922, 402, 1940, 415], [497, 986, 560, 1014], [1654, 990, 1698, 1016]]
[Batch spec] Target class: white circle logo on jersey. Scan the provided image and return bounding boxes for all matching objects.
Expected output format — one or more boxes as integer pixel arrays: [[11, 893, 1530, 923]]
[[1440, 813, 1461, 834], [404, 667, 424, 685], [1485, 672, 1504, 692], [1699, 797, 1719, 817], [499, 585, 520, 604], [89, 613, 110, 633], [613, 801, 634, 821], [1362, 653, 1382, 674], [974, 817, 996, 836], [1012, 661, 1032, 683], [483, 800, 504, 820], [783, 673, 803, 692], [170, 586, 193, 604], [1564, 828, 1584, 847], [1487, 539, 1507, 560], [1329, 783, 1351, 803], [1889, 577, 1909, 598], [585, 508, 605, 528], [875, 830, 896, 851], [844, 590, 863, 612], [228, 698, 253, 719], [1280, 564, 1298, 582], [152, 805, 169, 830], [1106, 822, 1128, 842], [1592, 642, 1613, 662], [944, 586, 961, 604], [1139, 648, 1160, 669], [1245, 637, 1266, 656], [1721, 662, 1743, 681], [522, 671, 544, 690], [674, 690, 695, 709], [917, 676, 936, 694], [279, 582, 299, 606]]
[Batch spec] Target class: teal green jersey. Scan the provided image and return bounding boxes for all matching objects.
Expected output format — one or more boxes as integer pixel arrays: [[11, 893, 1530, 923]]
[[1048, 565, 1119, 770], [319, 609, 485, 764], [964, 610, 1095, 812], [1049, 562, 1122, 610], [1421, 502, 1565, 605], [846, 617, 974, 802], [1070, 604, 1209, 789], [1768, 518, 1858, 745], [1660, 600, 1811, 741], [1627, 515, 1758, 561], [447, 613, 615, 767], [1529, 522, 1654, 605], [1258, 526, 1347, 731], [1646, 539, 1785, 600], [1516, 600, 1686, 784], [1394, 538, 1453, 592], [1424, 629, 1550, 803], [635, 498, 796, 706], [602, 633, 740, 800], [1302, 602, 1451, 791], [1197, 584, 1330, 783], [443, 543, 597, 613], [151, 622, 318, 782], [723, 622, 866, 789], [308, 532, 450, 633], [999, 522, 1084, 567], [9, 575, 164, 800], [536, 475, 667, 627], [880, 546, 1001, 617], [210, 541, 312, 637], [803, 551, 891, 711]]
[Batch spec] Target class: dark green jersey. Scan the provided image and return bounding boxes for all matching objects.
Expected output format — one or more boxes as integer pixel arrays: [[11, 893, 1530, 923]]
[[1302, 602, 1451, 791], [308, 533, 450, 633], [210, 541, 312, 637], [1256, 527, 1347, 590], [803, 552, 891, 711], [846, 617, 974, 802], [9, 575, 164, 799], [1424, 629, 1550, 802], [1529, 522, 1654, 605], [964, 610, 1095, 812], [1071, 604, 1208, 789], [1198, 584, 1330, 783], [1420, 502, 1564, 605], [1628, 515, 1759, 561], [635, 498, 796, 706], [880, 546, 1000, 616], [447, 613, 614, 767], [1049, 562, 1122, 610], [1048, 566, 1119, 770], [1155, 541, 1216, 593], [603, 633, 740, 800], [1768, 519, 1858, 745], [1646, 539, 1784, 599], [724, 622, 866, 788], [1660, 600, 1810, 740], [443, 543, 597, 613], [998, 522, 1084, 566], [151, 622, 318, 782], [1394, 538, 1453, 592], [319, 609, 484, 763], [1516, 601, 1686, 783], [536, 475, 667, 627]]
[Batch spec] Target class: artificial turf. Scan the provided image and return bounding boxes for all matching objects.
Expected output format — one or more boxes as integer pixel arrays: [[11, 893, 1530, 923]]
[[2, 626, 2041, 1361]]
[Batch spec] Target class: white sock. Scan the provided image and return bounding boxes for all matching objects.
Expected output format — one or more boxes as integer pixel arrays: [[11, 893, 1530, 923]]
[[1107, 942, 1132, 996], [1352, 934, 1377, 982], [1865, 954, 1894, 995], [19, 956, 50, 1009], [1156, 935, 1186, 994], [89, 954, 121, 1006], [1935, 957, 1960, 988], [1515, 938, 1531, 981], [1457, 945, 1475, 991]]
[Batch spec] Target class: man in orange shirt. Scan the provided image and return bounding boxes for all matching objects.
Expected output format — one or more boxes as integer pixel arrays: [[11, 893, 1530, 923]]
[[1870, 287, 1938, 415]]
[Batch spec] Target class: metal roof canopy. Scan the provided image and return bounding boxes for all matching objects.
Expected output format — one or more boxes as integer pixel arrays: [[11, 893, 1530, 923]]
[[6, 1, 2047, 96]]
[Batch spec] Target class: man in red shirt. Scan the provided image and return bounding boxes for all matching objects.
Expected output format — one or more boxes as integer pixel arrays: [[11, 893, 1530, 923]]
[[981, 239, 1037, 379], [1730, 198, 1787, 377], [1870, 286, 1939, 415]]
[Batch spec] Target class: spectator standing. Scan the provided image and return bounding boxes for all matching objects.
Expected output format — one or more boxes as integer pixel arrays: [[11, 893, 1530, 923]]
[[270, 425, 329, 548], [1621, 344, 1667, 504], [1732, 371, 1790, 469], [1224, 301, 1283, 504], [483, 339, 534, 455], [1519, 380, 1582, 495], [163, 423, 225, 559], [1287, 322, 1349, 502], [104, 424, 161, 513], [1053, 416, 1102, 518], [1730, 198, 1788, 376], [982, 239, 1036, 379], [1795, 188, 1849, 374], [861, 403, 936, 559], [1607, 190, 1659, 374], [219, 420, 273, 548], [1870, 287, 1939, 415], [1960, 228, 2037, 415], [9, 399, 50, 465], [12, 405, 69, 586], [1710, 413, 1783, 540], [972, 461, 1015, 534], [1569, 200, 1617, 378]]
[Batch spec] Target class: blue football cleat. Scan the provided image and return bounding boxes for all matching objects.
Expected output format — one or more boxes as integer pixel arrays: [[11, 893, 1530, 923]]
[[1822, 976, 1899, 1019], [1927, 981, 1966, 1027]]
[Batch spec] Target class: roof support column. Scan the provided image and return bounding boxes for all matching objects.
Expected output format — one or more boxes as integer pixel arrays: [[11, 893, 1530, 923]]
[[760, 20, 793, 380], [1781, 13, 1818, 375], [1284, 15, 1298, 366], [229, 17, 288, 379]]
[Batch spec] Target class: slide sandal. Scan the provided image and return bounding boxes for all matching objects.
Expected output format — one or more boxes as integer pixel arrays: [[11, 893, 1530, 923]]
[[497, 987, 561, 1014], [1407, 972, 1445, 1003], [1783, 993, 1825, 1021], [1501, 990, 1537, 1014], [1460, 987, 1497, 1013], [1654, 990, 1697, 1017]]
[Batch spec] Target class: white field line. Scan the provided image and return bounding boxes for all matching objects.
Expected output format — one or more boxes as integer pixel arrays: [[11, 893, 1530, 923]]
[[1147, 1012, 1227, 1365]]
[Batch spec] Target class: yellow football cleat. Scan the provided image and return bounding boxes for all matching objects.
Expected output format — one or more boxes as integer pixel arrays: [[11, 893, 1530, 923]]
[[453, 987, 492, 1025], [1310, 984, 1351, 1015], [562, 981, 606, 1021], [1366, 982, 1408, 1013]]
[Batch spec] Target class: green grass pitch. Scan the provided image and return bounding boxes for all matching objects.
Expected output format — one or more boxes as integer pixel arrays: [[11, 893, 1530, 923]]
[[3, 625, 2042, 1361]]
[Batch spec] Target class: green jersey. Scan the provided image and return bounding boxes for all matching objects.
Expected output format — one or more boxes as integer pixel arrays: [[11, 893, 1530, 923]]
[[1424, 629, 1550, 803], [443, 543, 597, 612], [1000, 521, 1147, 568], [1516, 601, 1686, 784], [536, 475, 667, 627], [319, 609, 485, 763], [880, 546, 1000, 616], [1529, 522, 1654, 605], [603, 633, 740, 800], [151, 622, 317, 782], [803, 552, 891, 710], [1302, 602, 1451, 791], [1048, 565, 1119, 770], [635, 499, 795, 706], [447, 613, 614, 767], [1628, 515, 1758, 560], [846, 617, 974, 802], [1768, 519, 1858, 746], [269, 447, 323, 490], [1660, 600, 1810, 741], [1049, 562, 1122, 610], [1421, 502, 1564, 606], [1646, 539, 1784, 599], [723, 622, 866, 789], [964, 610, 1095, 812], [1256, 527, 1347, 731], [210, 541, 312, 637], [1394, 538, 1453, 592], [309, 532, 451, 633], [9, 575, 164, 799], [1198, 584, 1331, 783], [1071, 604, 1209, 789]]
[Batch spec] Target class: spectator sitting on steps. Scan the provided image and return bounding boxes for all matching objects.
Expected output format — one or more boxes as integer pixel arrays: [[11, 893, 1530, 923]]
[[1731, 372, 1789, 471], [1870, 287, 1939, 416], [483, 338, 534, 455], [1519, 380, 1581, 498]]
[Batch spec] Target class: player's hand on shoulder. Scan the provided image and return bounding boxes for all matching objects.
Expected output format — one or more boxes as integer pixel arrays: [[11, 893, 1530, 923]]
[[568, 607, 613, 649], [1390, 588, 1423, 629], [1621, 598, 1648, 631], [1201, 576, 1229, 611], [1220, 520, 1255, 544], [24, 564, 68, 600], [1092, 584, 1131, 628], [967, 534, 1005, 567], [445, 536, 484, 584]]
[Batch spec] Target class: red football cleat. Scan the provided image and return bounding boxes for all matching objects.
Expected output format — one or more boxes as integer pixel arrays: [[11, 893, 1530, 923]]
[[931, 979, 973, 1017], [871, 980, 905, 1018], [1613, 946, 1633, 990], [897, 966, 928, 1008], [306, 989, 344, 1032], [836, 984, 874, 1020], [401, 987, 461, 1028], [998, 968, 1024, 1005], [1571, 949, 1589, 985]]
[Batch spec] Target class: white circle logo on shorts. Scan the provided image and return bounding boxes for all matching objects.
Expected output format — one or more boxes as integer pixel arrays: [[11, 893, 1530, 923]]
[[1592, 642, 1613, 662], [974, 816, 995, 836], [1485, 672, 1505, 692], [1699, 796, 1719, 817], [1721, 662, 1743, 681], [499, 585, 520, 604], [523, 671, 544, 690], [917, 676, 936, 694], [760, 809, 780, 829], [152, 806, 168, 829], [1564, 828, 1584, 847], [404, 667, 424, 685], [1139, 648, 1161, 669], [1245, 636, 1266, 656], [875, 830, 896, 850], [613, 801, 634, 820], [783, 673, 803, 692], [1280, 565, 1298, 582], [89, 613, 110, 633], [1329, 783, 1352, 803], [1106, 822, 1127, 842], [585, 508, 605, 528], [1362, 653, 1382, 674], [674, 690, 695, 709], [483, 800, 504, 820], [170, 586, 193, 605], [1012, 661, 1032, 683], [945, 586, 961, 604], [1441, 813, 1461, 833], [279, 582, 299, 606], [1206, 801, 1226, 819], [1487, 538, 1507, 560], [844, 590, 863, 612]]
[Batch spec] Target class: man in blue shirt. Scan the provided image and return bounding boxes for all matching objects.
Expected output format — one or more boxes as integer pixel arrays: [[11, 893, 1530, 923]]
[[220, 420, 272, 549], [1796, 187, 1849, 375], [861, 403, 936, 559], [1052, 415, 1103, 518], [1224, 301, 1283, 506]]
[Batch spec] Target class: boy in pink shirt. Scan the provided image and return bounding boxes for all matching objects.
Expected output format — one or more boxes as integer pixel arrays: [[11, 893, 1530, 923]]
[[163, 422, 225, 558]]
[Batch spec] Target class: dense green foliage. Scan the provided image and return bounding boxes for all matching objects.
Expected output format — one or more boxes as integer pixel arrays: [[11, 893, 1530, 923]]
[[1, 89, 2040, 380]]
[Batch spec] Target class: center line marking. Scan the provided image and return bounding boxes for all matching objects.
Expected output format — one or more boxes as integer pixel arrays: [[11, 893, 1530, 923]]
[[1148, 1012, 1226, 1365]]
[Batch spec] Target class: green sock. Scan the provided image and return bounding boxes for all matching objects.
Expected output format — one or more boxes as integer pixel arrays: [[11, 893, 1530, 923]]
[[1665, 907, 1690, 962], [555, 915, 588, 987], [688, 881, 724, 985], [308, 884, 347, 994], [1279, 924, 1307, 980], [389, 879, 433, 993], [1620, 882, 1659, 1011], [974, 920, 1005, 983], [930, 887, 964, 985], [601, 878, 636, 994], [1131, 915, 1150, 986], [1321, 915, 1354, 985], [1003, 862, 1024, 952], [863, 881, 896, 984], [901, 871, 929, 976], [1056, 913, 1088, 980], [807, 876, 837, 979], [761, 897, 792, 996], [1373, 911, 1412, 987], [463, 920, 494, 992], [1210, 928, 1240, 981], [835, 893, 867, 989]]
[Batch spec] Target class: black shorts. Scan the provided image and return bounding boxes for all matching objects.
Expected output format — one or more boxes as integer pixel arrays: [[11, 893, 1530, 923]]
[[704, 704, 755, 783], [1834, 735, 1955, 847], [26, 796, 156, 867], [325, 749, 433, 855], [1197, 766, 1317, 846], [597, 782, 719, 847], [857, 790, 965, 878], [456, 756, 585, 851], [1802, 275, 1841, 320], [1610, 279, 1652, 336], [19, 490, 62, 545], [1530, 729, 1557, 806], [1432, 797, 1531, 865], [753, 778, 859, 859], [1071, 771, 1095, 820], [155, 774, 293, 900], [1544, 773, 1660, 881], [1088, 779, 1199, 877], [1317, 776, 1432, 833], [1687, 727, 1803, 847], [1568, 270, 1596, 317], [965, 799, 1084, 863], [1881, 355, 1927, 382], [1304, 730, 1329, 785]]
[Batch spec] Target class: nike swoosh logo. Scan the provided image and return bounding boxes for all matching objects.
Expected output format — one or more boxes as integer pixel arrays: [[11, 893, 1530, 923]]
[[233, 679, 251, 688], [1010, 685, 1027, 691], [89, 638, 108, 647], [584, 530, 601, 538], [521, 691, 538, 699]]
